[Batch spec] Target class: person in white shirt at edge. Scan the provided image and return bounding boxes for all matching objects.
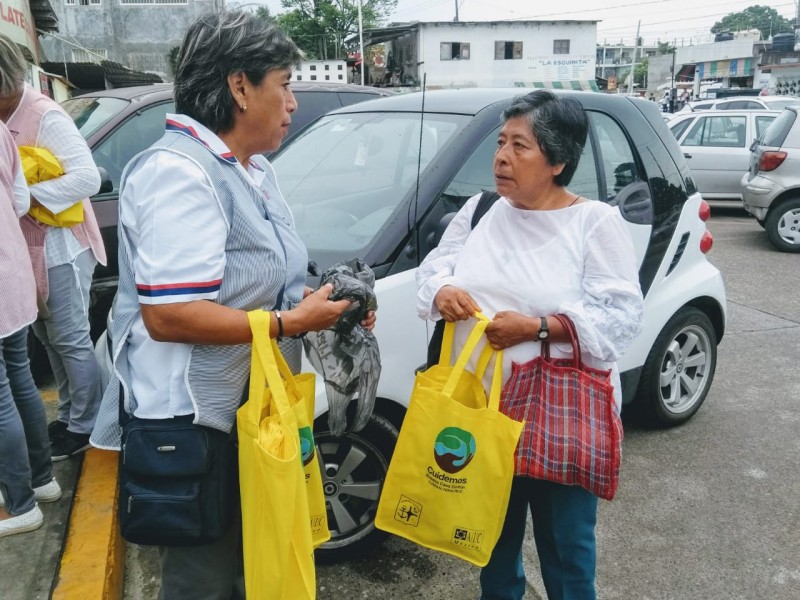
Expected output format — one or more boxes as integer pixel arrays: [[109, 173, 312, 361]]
[[0, 34, 105, 462], [416, 90, 644, 600], [88, 11, 374, 600], [0, 120, 63, 539]]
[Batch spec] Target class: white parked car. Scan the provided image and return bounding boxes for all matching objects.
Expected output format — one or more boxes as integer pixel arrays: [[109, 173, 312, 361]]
[[97, 89, 727, 561], [675, 95, 800, 115], [669, 110, 779, 201], [741, 106, 800, 252]]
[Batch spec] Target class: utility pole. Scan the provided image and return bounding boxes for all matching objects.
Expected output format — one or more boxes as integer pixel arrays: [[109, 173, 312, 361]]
[[628, 20, 641, 95], [357, 0, 365, 85], [454, 0, 459, 22]]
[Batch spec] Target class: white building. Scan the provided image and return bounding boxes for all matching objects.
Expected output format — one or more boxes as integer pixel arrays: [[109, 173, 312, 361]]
[[360, 21, 598, 91], [292, 60, 349, 83]]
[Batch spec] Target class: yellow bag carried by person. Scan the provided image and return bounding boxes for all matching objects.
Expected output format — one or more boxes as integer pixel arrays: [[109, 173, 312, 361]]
[[18, 146, 84, 227], [239, 310, 321, 600], [375, 316, 524, 567]]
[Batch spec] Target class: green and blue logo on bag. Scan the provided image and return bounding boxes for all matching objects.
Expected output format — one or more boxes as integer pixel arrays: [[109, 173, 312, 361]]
[[298, 426, 315, 466], [433, 427, 476, 473]]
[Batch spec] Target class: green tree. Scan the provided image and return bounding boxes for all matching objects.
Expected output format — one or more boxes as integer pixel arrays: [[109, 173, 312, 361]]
[[254, 6, 276, 24], [634, 57, 649, 88], [711, 5, 792, 40], [275, 0, 397, 60], [656, 41, 675, 55]]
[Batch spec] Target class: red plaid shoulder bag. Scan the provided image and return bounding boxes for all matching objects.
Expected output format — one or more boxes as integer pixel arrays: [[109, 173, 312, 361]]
[[499, 314, 623, 500]]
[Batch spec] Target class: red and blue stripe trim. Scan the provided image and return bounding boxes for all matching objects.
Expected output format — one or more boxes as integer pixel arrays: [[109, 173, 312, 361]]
[[137, 279, 222, 298], [165, 119, 238, 165]]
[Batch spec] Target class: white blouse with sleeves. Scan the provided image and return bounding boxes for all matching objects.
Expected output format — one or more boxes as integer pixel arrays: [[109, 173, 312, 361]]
[[416, 193, 644, 408]]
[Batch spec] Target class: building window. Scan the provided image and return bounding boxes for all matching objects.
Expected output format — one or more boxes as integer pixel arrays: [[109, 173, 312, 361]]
[[325, 75, 330, 80], [119, 0, 187, 3], [440, 42, 470, 61], [494, 41, 522, 60], [310, 75, 317, 80], [71, 48, 107, 63], [338, 74, 343, 80], [65, 0, 76, 4], [338, 64, 343, 70], [553, 39, 570, 54], [325, 64, 330, 70], [296, 75, 302, 81], [310, 65, 317, 71]]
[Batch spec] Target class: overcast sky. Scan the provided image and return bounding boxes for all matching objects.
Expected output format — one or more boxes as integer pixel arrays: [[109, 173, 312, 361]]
[[249, 0, 798, 46]]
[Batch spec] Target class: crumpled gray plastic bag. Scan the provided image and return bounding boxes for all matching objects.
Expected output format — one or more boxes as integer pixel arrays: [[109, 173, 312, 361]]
[[303, 259, 381, 436]]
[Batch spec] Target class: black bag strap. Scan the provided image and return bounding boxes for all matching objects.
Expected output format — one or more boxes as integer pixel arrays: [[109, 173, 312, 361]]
[[426, 191, 500, 368]]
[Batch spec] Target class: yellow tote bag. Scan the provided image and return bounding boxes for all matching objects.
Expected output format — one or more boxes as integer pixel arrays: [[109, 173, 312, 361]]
[[268, 336, 330, 547], [238, 311, 316, 600], [18, 146, 84, 227], [375, 316, 524, 566]]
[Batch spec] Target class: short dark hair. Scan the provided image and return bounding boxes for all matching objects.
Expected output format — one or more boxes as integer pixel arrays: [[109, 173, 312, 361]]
[[502, 90, 588, 187], [174, 10, 303, 133]]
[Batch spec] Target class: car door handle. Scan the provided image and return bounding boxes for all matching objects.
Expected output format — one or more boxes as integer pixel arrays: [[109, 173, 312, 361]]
[[683, 153, 692, 159]]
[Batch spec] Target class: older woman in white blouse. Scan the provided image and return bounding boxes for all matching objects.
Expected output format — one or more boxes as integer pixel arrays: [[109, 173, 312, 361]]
[[416, 90, 644, 600]]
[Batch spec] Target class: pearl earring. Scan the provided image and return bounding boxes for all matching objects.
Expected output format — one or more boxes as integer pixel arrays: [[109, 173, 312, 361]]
[[241, 104, 247, 112]]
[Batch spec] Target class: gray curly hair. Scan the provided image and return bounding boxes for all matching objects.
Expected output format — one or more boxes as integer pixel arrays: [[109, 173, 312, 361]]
[[174, 10, 303, 133], [0, 34, 27, 98]]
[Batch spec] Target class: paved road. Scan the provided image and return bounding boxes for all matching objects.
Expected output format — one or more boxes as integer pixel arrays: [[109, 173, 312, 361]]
[[125, 207, 800, 599]]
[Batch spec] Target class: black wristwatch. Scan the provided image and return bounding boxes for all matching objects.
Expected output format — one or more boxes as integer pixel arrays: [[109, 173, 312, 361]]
[[536, 317, 549, 341]]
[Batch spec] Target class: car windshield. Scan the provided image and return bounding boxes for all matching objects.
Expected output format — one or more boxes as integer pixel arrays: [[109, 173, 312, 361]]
[[273, 111, 468, 268], [764, 98, 800, 110], [61, 96, 130, 139]]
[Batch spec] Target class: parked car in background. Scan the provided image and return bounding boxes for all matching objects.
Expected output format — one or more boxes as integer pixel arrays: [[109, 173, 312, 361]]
[[60, 82, 395, 339], [741, 106, 800, 252], [675, 95, 800, 115], [668, 109, 779, 201]]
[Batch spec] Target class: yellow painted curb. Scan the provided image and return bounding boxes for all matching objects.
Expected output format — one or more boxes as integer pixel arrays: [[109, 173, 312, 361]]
[[53, 449, 124, 600]]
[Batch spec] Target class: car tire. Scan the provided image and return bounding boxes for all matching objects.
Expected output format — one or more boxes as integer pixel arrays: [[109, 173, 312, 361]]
[[765, 197, 800, 252], [634, 307, 717, 427], [314, 411, 398, 563]]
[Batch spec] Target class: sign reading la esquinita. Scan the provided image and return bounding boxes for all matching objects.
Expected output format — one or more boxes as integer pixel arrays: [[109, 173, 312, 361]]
[[529, 55, 594, 81]]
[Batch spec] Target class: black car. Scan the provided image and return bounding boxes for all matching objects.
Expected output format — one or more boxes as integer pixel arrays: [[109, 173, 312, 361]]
[[60, 82, 396, 337]]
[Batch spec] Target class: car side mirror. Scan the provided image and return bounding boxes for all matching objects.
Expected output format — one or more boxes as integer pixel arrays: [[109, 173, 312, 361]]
[[97, 167, 113, 194], [426, 212, 457, 249]]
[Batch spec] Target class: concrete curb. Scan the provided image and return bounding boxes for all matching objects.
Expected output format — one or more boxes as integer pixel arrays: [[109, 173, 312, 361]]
[[52, 449, 124, 600]]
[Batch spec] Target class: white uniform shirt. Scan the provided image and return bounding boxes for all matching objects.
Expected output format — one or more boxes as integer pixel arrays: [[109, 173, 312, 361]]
[[120, 114, 283, 419], [416, 194, 644, 408]]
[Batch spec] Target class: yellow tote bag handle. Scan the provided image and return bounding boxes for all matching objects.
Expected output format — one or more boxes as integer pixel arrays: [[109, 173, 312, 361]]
[[441, 313, 504, 410], [247, 311, 294, 422]]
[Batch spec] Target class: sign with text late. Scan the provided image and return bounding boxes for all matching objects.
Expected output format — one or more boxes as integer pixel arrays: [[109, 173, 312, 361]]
[[0, 0, 39, 62]]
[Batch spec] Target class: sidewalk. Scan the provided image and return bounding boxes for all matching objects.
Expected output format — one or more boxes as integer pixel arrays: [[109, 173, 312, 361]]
[[0, 390, 126, 600]]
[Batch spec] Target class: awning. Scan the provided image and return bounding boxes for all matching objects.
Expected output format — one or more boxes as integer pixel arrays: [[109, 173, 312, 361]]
[[696, 58, 752, 79], [514, 80, 599, 92]]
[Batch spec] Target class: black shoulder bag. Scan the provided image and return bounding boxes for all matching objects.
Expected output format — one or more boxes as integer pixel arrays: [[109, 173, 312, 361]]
[[425, 191, 500, 368], [117, 386, 237, 546]]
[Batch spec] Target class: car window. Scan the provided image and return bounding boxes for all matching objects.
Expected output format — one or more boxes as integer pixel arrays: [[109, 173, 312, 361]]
[[760, 109, 796, 147], [338, 92, 386, 107], [440, 125, 499, 213], [62, 96, 130, 139], [721, 101, 761, 110], [764, 98, 800, 110], [292, 92, 342, 134], [683, 115, 747, 147], [590, 112, 639, 203], [91, 101, 173, 194], [755, 116, 777, 141], [273, 112, 468, 266], [714, 101, 735, 110], [693, 103, 713, 111], [669, 118, 693, 140], [568, 128, 600, 202]]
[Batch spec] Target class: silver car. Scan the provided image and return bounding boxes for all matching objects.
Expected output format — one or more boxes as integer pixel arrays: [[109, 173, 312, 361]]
[[669, 110, 779, 201], [741, 106, 800, 252], [675, 95, 800, 114]]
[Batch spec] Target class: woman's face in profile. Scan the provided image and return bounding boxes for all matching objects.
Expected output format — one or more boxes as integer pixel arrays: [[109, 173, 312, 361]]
[[493, 116, 562, 207], [241, 68, 297, 153]]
